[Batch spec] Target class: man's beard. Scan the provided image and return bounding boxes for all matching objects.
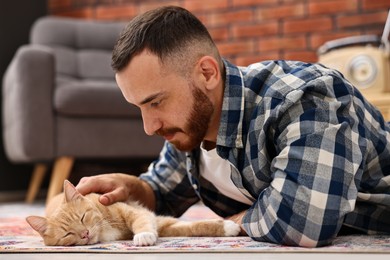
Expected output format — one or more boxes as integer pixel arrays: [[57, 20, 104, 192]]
[[156, 84, 214, 151]]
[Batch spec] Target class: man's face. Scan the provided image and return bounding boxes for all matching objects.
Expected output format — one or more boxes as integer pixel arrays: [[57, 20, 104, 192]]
[[157, 84, 213, 151], [115, 50, 214, 151]]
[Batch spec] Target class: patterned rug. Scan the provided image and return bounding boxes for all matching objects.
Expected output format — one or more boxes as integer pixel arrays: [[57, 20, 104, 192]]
[[1, 202, 390, 253]]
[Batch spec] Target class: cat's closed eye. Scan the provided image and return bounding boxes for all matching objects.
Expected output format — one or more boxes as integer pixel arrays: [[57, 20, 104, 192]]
[[59, 232, 77, 246], [81, 213, 86, 223], [80, 209, 94, 224]]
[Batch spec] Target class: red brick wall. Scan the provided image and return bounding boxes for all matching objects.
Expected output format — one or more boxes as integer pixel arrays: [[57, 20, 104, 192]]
[[48, 0, 390, 65]]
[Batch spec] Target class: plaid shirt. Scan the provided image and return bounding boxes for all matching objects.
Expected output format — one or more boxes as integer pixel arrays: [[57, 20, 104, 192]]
[[140, 59, 390, 247]]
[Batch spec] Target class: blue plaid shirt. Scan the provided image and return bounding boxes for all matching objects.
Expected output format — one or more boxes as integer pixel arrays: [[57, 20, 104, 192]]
[[140, 59, 390, 247]]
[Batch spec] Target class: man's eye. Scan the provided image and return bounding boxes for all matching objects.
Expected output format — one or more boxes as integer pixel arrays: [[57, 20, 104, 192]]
[[151, 100, 161, 107]]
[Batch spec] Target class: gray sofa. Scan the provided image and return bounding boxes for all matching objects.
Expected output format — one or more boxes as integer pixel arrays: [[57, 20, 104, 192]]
[[2, 16, 164, 203]]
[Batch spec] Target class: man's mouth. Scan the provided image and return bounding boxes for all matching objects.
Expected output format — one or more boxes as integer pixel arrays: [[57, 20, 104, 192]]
[[156, 128, 181, 141], [163, 133, 175, 141]]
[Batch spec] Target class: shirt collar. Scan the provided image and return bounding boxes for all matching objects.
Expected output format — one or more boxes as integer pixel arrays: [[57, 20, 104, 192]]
[[216, 59, 245, 149]]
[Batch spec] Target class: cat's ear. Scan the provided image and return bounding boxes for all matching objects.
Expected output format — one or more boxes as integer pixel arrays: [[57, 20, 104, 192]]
[[63, 180, 83, 202], [26, 216, 47, 235]]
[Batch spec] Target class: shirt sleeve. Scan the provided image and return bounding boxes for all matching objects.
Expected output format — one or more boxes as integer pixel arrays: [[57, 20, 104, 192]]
[[242, 75, 365, 247], [139, 141, 200, 217]]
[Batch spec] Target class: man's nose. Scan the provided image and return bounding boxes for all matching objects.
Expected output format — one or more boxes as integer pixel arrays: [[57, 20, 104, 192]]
[[142, 111, 162, 136]]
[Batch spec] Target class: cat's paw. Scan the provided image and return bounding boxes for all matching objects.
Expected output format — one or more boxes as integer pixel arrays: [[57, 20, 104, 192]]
[[133, 232, 157, 246], [223, 220, 241, 236]]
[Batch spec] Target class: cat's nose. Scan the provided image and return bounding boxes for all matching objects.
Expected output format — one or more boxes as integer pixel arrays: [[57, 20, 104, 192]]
[[81, 230, 89, 239]]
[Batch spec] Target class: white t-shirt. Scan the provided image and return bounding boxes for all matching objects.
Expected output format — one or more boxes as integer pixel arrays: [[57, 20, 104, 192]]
[[199, 145, 252, 205]]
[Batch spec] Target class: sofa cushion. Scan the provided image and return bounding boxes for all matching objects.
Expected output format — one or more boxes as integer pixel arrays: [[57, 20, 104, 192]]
[[31, 17, 124, 80], [53, 46, 115, 80], [31, 16, 125, 50], [78, 50, 114, 79], [54, 78, 140, 118]]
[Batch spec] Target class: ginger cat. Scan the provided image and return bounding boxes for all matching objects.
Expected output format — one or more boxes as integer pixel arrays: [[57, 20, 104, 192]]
[[26, 180, 240, 246]]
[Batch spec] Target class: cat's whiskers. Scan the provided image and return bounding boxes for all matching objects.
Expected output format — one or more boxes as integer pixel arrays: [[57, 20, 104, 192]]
[[87, 217, 129, 243], [87, 217, 105, 236]]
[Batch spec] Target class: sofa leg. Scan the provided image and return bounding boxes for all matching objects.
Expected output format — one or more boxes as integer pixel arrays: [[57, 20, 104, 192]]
[[25, 163, 48, 204], [46, 156, 74, 205]]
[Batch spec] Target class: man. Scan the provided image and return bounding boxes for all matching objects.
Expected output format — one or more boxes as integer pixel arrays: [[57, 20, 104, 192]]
[[76, 6, 390, 247]]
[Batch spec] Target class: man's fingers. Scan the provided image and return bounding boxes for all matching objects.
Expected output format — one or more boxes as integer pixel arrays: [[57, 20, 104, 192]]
[[99, 188, 127, 205], [75, 174, 131, 205], [75, 176, 96, 195], [99, 194, 111, 205]]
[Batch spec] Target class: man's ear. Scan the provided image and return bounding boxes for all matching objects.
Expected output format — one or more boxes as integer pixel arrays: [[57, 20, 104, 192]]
[[197, 56, 221, 90]]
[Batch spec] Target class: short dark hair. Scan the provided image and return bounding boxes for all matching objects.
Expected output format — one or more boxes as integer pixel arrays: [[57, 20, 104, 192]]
[[111, 5, 221, 73]]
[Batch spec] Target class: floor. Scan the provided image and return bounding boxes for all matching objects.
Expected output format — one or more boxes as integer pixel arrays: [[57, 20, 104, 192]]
[[2, 252, 390, 260], [1, 201, 388, 259]]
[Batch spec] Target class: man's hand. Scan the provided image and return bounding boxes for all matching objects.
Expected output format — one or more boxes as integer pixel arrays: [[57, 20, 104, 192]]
[[76, 173, 155, 210], [225, 211, 248, 236]]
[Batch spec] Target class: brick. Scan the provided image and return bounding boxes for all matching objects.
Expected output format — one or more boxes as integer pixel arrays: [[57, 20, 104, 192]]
[[48, 0, 72, 11], [232, 0, 275, 7], [259, 35, 307, 52], [51, 8, 95, 18], [281, 0, 305, 2], [217, 40, 255, 56], [257, 3, 305, 21], [73, 0, 95, 7], [309, 0, 358, 16], [208, 9, 254, 26], [96, 0, 116, 4], [183, 0, 229, 12], [283, 50, 318, 63], [236, 52, 282, 66], [284, 17, 333, 34], [187, 13, 208, 28], [364, 28, 387, 35], [209, 27, 230, 41], [232, 22, 279, 39], [362, 0, 390, 10], [46, 0, 390, 71], [337, 11, 389, 29], [138, 1, 181, 14], [310, 32, 357, 49], [95, 5, 137, 20]]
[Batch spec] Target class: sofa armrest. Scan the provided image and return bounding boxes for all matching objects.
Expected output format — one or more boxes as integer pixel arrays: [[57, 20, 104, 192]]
[[2, 45, 55, 162]]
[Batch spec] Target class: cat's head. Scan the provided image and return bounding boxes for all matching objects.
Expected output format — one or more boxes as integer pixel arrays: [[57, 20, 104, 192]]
[[26, 180, 104, 246]]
